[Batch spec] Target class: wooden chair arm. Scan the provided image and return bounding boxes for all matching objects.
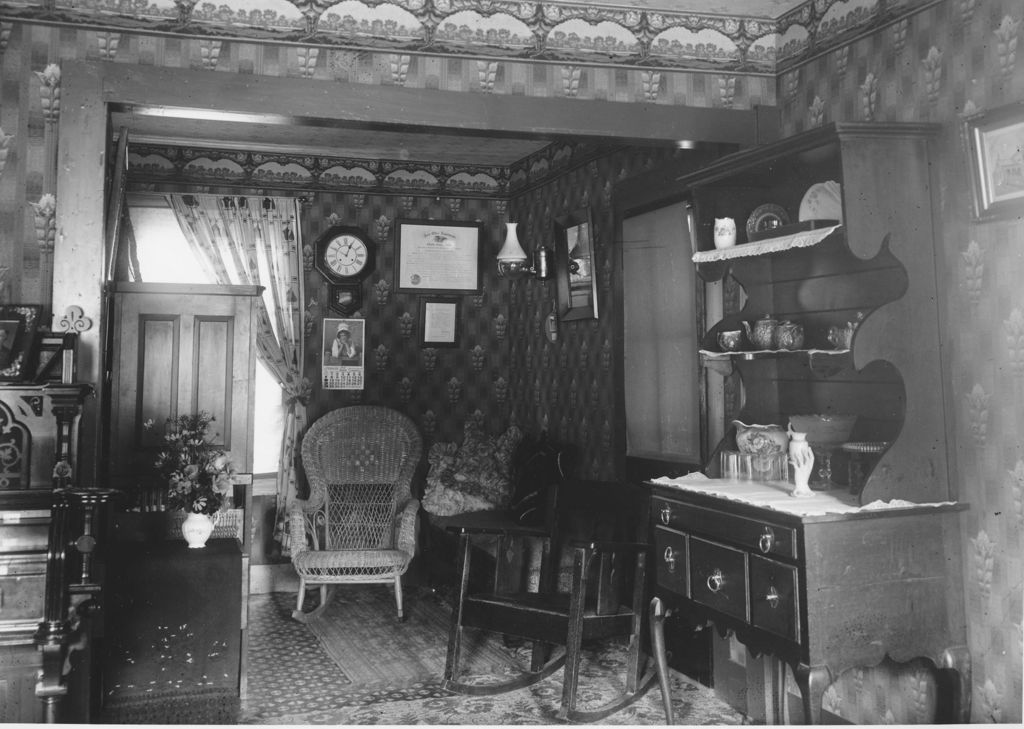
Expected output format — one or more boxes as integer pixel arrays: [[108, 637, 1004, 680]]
[[443, 509, 549, 538], [567, 538, 650, 555]]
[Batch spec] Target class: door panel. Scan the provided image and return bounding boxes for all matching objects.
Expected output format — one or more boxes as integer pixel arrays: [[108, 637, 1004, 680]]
[[109, 283, 259, 493], [193, 316, 234, 445]]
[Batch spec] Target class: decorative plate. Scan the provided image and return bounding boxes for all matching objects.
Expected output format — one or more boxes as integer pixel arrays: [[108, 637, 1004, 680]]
[[746, 203, 790, 238], [799, 180, 843, 222]]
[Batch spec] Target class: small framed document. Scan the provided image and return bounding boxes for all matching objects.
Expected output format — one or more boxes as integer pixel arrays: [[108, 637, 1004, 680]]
[[419, 297, 461, 348], [396, 219, 483, 294]]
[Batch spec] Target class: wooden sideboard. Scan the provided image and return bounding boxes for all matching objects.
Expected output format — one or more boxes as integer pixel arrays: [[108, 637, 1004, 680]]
[[648, 481, 970, 724], [615, 123, 969, 723], [0, 382, 94, 723]]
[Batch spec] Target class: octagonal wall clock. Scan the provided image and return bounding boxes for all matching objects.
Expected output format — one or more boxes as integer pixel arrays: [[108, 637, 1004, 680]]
[[314, 225, 376, 284]]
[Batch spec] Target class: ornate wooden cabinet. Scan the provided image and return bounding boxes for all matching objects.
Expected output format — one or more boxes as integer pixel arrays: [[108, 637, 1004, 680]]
[[640, 123, 969, 723], [0, 383, 92, 723]]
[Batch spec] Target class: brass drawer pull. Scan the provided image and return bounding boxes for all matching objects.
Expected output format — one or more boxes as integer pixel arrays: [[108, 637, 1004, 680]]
[[759, 527, 775, 554], [706, 568, 724, 593], [765, 585, 780, 609], [662, 546, 677, 573], [659, 504, 672, 525]]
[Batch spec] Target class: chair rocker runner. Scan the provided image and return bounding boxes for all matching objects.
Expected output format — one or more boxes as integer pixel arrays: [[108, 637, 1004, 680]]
[[442, 482, 657, 722], [289, 406, 422, 622]]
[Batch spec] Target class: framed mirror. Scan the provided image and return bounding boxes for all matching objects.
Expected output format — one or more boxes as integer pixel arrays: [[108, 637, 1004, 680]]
[[553, 207, 599, 321]]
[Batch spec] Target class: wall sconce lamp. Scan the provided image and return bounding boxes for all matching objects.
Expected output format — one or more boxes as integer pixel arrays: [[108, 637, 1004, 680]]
[[496, 222, 552, 280]]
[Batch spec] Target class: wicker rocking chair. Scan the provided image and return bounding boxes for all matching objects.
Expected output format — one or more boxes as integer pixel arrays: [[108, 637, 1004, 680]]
[[289, 406, 422, 622]]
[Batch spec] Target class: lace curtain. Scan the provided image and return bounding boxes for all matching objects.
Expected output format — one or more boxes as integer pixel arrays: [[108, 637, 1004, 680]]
[[167, 193, 307, 552]]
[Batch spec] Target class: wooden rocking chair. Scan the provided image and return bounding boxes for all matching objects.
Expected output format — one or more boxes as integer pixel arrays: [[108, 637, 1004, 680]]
[[442, 479, 655, 722]]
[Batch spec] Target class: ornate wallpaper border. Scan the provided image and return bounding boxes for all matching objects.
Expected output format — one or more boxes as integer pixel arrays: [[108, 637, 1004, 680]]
[[1, 0, 937, 74], [125, 138, 622, 197]]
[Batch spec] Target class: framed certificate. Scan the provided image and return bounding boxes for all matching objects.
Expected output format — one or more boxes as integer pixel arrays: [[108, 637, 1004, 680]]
[[396, 219, 483, 294], [419, 297, 461, 348]]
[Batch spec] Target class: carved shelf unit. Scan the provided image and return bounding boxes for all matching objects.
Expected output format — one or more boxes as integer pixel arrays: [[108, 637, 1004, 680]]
[[638, 123, 968, 723]]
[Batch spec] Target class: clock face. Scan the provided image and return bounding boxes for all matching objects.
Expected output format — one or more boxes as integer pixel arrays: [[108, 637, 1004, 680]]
[[314, 226, 375, 283], [324, 234, 369, 277]]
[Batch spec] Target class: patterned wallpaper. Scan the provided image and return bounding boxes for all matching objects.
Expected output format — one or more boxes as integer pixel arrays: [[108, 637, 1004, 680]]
[[506, 149, 677, 479], [777, 0, 1023, 723], [0, 0, 940, 74], [0, 22, 772, 312], [297, 191, 514, 451]]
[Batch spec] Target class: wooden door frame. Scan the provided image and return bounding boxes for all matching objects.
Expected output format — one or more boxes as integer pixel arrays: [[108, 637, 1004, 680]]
[[55, 60, 777, 486]]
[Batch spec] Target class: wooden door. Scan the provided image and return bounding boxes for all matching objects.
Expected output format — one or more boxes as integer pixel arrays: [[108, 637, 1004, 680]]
[[107, 282, 260, 495]]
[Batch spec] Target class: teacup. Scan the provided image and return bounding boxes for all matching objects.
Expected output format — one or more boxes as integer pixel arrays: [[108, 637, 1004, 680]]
[[718, 330, 743, 352]]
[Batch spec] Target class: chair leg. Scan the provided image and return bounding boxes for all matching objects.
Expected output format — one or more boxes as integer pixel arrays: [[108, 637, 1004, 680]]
[[394, 575, 405, 622], [293, 583, 334, 622], [560, 548, 658, 724], [650, 596, 674, 724], [557, 547, 590, 721], [444, 533, 473, 684], [291, 578, 314, 622]]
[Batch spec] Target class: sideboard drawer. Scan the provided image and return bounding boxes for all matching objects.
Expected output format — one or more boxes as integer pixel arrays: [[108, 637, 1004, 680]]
[[0, 522, 49, 554], [749, 555, 799, 641], [689, 537, 748, 622], [0, 554, 47, 623], [653, 526, 688, 597], [652, 497, 796, 559]]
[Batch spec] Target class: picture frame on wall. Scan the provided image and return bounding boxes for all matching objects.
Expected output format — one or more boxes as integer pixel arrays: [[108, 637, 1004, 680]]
[[0, 305, 42, 382], [418, 296, 461, 348], [395, 219, 483, 294], [964, 101, 1024, 221]]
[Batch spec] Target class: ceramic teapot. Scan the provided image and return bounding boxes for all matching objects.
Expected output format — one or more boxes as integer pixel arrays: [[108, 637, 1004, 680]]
[[827, 312, 863, 350], [717, 330, 743, 352], [732, 420, 789, 456], [742, 315, 778, 350], [775, 320, 804, 350]]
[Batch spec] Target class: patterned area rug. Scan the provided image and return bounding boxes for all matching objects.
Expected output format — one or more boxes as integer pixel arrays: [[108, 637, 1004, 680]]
[[239, 588, 749, 725], [305, 584, 514, 687]]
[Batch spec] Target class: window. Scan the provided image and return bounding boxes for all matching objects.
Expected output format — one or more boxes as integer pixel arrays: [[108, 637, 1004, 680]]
[[128, 196, 284, 475], [622, 201, 702, 470]]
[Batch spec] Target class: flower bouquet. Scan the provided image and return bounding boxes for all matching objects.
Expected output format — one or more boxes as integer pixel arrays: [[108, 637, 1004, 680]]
[[146, 412, 235, 548], [147, 411, 235, 516]]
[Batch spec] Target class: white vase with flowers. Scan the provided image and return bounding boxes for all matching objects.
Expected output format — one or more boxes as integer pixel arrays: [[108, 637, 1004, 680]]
[[147, 411, 235, 548]]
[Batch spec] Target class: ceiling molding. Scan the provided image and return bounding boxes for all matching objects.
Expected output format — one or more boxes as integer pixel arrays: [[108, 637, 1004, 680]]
[[1, 0, 937, 75], [123, 138, 635, 199]]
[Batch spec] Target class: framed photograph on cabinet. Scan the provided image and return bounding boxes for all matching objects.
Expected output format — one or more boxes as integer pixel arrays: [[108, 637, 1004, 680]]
[[0, 305, 42, 382], [419, 297, 461, 348], [395, 219, 482, 294], [33, 332, 78, 384], [965, 101, 1024, 221]]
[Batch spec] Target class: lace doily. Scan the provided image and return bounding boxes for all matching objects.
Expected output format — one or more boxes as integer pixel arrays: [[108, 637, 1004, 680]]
[[692, 224, 842, 263]]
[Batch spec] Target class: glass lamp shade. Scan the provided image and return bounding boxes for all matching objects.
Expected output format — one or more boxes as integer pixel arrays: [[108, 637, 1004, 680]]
[[497, 222, 529, 279]]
